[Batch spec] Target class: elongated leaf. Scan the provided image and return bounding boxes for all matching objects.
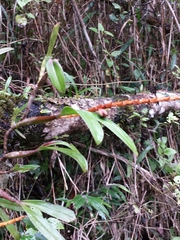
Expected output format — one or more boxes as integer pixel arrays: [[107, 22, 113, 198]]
[[0, 47, 14, 55], [22, 205, 65, 240], [4, 76, 12, 91], [41, 140, 76, 149], [60, 107, 136, 153], [52, 59, 66, 93], [47, 22, 60, 57], [48, 217, 64, 230], [40, 145, 88, 172], [0, 208, 20, 240], [46, 59, 66, 94], [89, 27, 98, 33], [107, 183, 131, 193], [111, 38, 134, 58], [137, 144, 153, 163], [98, 23, 104, 32], [39, 140, 88, 172], [76, 110, 104, 145], [0, 199, 22, 211], [60, 107, 104, 145], [61, 107, 136, 153], [97, 118, 138, 155], [87, 196, 110, 218], [21, 200, 76, 222], [38, 23, 60, 84], [67, 195, 86, 209], [11, 164, 40, 173], [60, 106, 77, 116]]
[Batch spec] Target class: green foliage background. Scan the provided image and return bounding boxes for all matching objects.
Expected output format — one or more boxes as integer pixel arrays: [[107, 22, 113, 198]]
[[0, 0, 180, 239]]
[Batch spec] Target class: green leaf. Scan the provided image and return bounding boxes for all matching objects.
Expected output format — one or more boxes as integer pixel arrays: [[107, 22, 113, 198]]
[[164, 148, 177, 156], [87, 196, 110, 219], [111, 38, 134, 58], [11, 164, 40, 173], [60, 107, 104, 145], [137, 144, 154, 163], [47, 22, 60, 57], [39, 141, 88, 172], [112, 3, 121, 9], [89, 27, 98, 33], [41, 145, 88, 172], [76, 110, 104, 145], [104, 31, 114, 37], [21, 200, 76, 222], [109, 13, 119, 23], [119, 86, 136, 93], [98, 23, 104, 32], [0, 199, 22, 211], [107, 184, 131, 193], [106, 58, 114, 68], [60, 106, 77, 116], [0, 208, 20, 240], [4, 76, 12, 91], [170, 53, 177, 70], [26, 12, 35, 19], [67, 195, 86, 209], [97, 118, 138, 155], [61, 107, 137, 153], [172, 237, 180, 240], [17, 0, 32, 8], [0, 47, 14, 55], [48, 217, 64, 230], [21, 205, 65, 240], [46, 58, 66, 94], [15, 14, 27, 26]]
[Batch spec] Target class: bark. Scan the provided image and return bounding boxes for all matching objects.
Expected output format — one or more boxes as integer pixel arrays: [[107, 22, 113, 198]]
[[43, 91, 180, 140]]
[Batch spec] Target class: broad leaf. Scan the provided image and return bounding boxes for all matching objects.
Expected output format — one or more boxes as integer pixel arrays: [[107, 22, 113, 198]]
[[21, 200, 76, 222], [60, 106, 77, 116], [46, 58, 66, 94], [111, 38, 134, 58], [39, 141, 88, 172], [0, 47, 14, 55], [67, 195, 86, 209], [21, 205, 65, 240], [76, 110, 104, 145], [0, 199, 22, 211], [87, 196, 111, 219], [40, 145, 88, 172], [97, 118, 138, 155], [0, 208, 20, 240]]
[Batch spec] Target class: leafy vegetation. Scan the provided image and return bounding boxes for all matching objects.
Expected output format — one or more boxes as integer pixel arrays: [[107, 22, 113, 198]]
[[0, 0, 180, 239]]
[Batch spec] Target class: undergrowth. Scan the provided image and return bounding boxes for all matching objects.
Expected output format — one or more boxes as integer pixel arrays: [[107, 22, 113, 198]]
[[0, 0, 180, 239]]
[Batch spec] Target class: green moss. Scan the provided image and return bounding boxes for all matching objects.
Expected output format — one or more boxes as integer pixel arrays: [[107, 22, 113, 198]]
[[0, 91, 23, 142]]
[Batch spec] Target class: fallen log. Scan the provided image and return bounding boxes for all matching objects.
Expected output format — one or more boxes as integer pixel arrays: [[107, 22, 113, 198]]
[[43, 91, 180, 140], [2, 91, 180, 148]]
